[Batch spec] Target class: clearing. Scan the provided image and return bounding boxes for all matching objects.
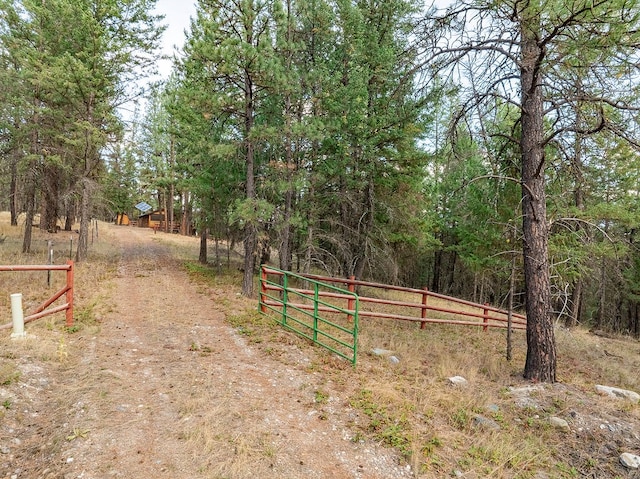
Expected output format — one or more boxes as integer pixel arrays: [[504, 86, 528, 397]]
[[0, 225, 411, 479], [1, 220, 640, 479]]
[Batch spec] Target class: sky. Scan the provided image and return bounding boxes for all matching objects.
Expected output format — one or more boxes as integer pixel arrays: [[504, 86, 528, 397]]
[[153, 0, 198, 78], [118, 1, 196, 120]]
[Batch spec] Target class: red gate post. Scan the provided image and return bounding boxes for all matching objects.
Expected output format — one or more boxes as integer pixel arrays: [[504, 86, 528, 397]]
[[65, 260, 74, 327], [260, 267, 268, 313], [347, 276, 355, 322], [483, 302, 489, 332], [420, 287, 429, 329]]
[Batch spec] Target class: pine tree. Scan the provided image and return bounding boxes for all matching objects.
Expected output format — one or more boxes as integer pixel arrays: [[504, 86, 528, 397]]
[[423, 0, 640, 381]]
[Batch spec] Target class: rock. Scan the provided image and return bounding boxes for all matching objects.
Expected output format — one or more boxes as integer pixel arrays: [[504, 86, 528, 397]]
[[371, 348, 393, 356], [388, 355, 400, 364], [486, 404, 500, 413], [473, 415, 501, 430], [509, 384, 545, 395], [448, 376, 468, 386], [509, 384, 544, 409], [548, 416, 570, 431], [620, 452, 640, 469], [595, 385, 640, 403]]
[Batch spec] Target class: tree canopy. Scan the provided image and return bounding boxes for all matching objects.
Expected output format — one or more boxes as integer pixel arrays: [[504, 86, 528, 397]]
[[2, 0, 640, 382]]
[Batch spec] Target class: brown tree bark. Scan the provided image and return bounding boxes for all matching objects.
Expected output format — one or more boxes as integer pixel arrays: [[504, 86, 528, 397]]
[[9, 147, 18, 226], [241, 65, 257, 296], [75, 179, 91, 262], [199, 228, 208, 264], [566, 80, 586, 328], [21, 167, 36, 254], [41, 163, 60, 232], [520, 17, 557, 382]]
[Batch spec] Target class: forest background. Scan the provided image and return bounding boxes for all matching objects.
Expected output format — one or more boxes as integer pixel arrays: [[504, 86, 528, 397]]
[[1, 0, 640, 381]]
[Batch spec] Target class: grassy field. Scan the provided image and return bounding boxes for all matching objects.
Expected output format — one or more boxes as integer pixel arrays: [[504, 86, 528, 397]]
[[1, 212, 639, 478]]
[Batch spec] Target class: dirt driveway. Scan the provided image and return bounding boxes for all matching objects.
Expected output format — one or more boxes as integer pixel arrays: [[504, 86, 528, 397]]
[[1, 225, 412, 479]]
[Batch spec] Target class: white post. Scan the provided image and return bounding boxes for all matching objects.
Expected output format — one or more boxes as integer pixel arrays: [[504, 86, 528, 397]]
[[10, 293, 26, 339]]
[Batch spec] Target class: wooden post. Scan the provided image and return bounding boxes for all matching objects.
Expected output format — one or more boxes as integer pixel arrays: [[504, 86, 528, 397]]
[[65, 260, 74, 327], [347, 276, 355, 322], [47, 240, 54, 287], [483, 302, 489, 332], [420, 287, 428, 329]]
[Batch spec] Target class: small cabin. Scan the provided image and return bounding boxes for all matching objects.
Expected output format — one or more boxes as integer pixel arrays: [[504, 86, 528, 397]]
[[137, 209, 166, 229], [115, 213, 130, 226]]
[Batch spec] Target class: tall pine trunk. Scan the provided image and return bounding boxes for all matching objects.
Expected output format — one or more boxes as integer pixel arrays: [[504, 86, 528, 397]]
[[75, 179, 91, 262], [76, 95, 95, 263], [566, 81, 586, 328], [21, 167, 36, 254], [520, 16, 556, 382], [9, 146, 19, 226], [242, 67, 257, 296], [199, 228, 208, 264], [279, 93, 294, 273], [42, 163, 60, 232]]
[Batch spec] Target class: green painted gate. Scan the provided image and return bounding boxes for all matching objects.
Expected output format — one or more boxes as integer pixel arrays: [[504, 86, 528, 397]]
[[259, 267, 359, 365]]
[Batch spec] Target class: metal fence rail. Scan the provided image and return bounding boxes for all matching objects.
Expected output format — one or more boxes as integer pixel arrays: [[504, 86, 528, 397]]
[[259, 267, 359, 365], [277, 271, 526, 331], [0, 261, 74, 329]]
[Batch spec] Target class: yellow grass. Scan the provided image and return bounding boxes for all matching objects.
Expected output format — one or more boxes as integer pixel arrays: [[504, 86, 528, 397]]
[[1, 212, 639, 478]]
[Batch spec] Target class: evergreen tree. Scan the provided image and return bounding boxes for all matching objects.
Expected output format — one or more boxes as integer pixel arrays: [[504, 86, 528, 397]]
[[0, 0, 164, 258], [423, 0, 640, 381]]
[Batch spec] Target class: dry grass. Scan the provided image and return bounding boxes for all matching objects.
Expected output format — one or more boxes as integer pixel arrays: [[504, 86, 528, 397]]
[[199, 262, 640, 478], [0, 212, 118, 328], [2, 213, 639, 478]]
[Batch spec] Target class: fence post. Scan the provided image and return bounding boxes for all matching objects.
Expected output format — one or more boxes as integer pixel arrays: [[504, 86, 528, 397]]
[[282, 273, 288, 326], [47, 240, 54, 287], [10, 293, 26, 339], [260, 267, 268, 313], [347, 276, 355, 322], [313, 282, 319, 342], [65, 260, 74, 327], [483, 302, 489, 332], [420, 287, 429, 329]]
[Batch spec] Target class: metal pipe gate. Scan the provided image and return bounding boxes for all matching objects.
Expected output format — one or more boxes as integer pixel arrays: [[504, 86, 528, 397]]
[[260, 266, 359, 365]]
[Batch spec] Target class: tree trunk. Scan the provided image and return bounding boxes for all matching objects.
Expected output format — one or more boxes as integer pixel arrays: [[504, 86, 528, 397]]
[[181, 190, 191, 235], [215, 237, 221, 273], [242, 64, 257, 296], [199, 228, 208, 264], [75, 179, 91, 262], [432, 248, 442, 293], [76, 92, 97, 263], [169, 134, 175, 234], [566, 82, 586, 328], [520, 17, 556, 382], [163, 192, 168, 233], [64, 197, 74, 231], [566, 279, 583, 328], [353, 179, 375, 281], [42, 163, 60, 232], [23, 94, 40, 253], [595, 252, 607, 330], [21, 167, 36, 254], [279, 94, 294, 273], [279, 6, 295, 273], [9, 149, 18, 226], [507, 250, 517, 361]]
